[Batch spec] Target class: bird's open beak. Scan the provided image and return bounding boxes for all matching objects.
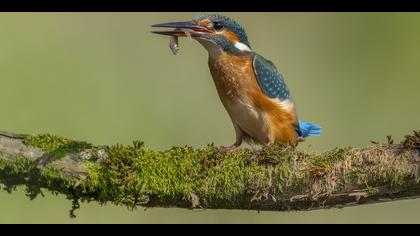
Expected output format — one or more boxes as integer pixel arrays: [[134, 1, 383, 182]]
[[151, 21, 210, 37]]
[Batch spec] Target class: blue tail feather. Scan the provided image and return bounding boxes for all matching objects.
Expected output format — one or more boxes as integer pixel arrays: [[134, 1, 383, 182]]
[[297, 120, 321, 138]]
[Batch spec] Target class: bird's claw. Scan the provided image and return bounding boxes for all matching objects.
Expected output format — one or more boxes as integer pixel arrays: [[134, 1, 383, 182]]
[[248, 149, 263, 162], [217, 145, 239, 154]]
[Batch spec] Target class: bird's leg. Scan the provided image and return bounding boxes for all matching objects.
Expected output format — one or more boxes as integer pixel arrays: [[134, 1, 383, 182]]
[[217, 138, 242, 153], [249, 149, 263, 161], [217, 143, 240, 153], [217, 124, 243, 153]]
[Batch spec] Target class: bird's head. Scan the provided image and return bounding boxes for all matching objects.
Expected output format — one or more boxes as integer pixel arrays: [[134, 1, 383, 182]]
[[152, 14, 252, 56]]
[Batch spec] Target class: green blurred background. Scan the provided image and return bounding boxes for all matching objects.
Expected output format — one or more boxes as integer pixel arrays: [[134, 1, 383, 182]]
[[0, 12, 419, 223]]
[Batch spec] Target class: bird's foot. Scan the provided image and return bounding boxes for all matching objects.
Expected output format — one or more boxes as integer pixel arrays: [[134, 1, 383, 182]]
[[217, 145, 239, 154], [297, 136, 305, 142], [249, 149, 263, 161]]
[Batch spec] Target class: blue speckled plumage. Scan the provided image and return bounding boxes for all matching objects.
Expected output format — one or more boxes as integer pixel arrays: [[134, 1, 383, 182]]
[[253, 54, 290, 101], [252, 53, 321, 138]]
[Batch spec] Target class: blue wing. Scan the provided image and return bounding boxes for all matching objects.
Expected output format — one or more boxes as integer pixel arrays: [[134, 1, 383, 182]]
[[252, 54, 321, 138], [252, 54, 291, 101]]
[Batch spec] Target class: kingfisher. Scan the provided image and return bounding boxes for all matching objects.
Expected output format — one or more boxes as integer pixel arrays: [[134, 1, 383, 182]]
[[152, 14, 321, 156]]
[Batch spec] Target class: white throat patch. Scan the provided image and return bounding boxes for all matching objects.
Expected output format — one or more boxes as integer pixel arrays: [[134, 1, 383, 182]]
[[196, 38, 252, 59], [234, 42, 252, 52]]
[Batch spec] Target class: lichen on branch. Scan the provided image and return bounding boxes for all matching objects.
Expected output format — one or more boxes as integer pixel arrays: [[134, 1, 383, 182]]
[[0, 130, 419, 217]]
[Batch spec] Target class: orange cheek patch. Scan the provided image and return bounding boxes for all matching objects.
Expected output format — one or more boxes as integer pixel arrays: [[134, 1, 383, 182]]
[[223, 31, 240, 43]]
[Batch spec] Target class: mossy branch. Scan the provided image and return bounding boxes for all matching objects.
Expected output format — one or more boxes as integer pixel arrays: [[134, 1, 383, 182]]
[[0, 130, 419, 217]]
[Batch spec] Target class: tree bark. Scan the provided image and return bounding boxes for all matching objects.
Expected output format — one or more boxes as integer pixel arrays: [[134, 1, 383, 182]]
[[0, 130, 419, 217]]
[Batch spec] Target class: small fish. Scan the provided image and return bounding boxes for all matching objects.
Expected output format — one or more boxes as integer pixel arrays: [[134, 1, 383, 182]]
[[168, 28, 192, 55], [169, 35, 179, 55]]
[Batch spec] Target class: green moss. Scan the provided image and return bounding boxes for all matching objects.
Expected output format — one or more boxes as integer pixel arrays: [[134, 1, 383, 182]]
[[87, 143, 310, 209], [308, 147, 351, 166], [24, 134, 92, 163], [368, 168, 413, 188], [24, 133, 92, 154], [199, 151, 248, 207], [24, 134, 74, 152], [0, 132, 419, 216], [81, 143, 287, 209]]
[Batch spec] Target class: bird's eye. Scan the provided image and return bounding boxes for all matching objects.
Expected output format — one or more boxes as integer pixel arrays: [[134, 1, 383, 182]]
[[213, 21, 224, 30]]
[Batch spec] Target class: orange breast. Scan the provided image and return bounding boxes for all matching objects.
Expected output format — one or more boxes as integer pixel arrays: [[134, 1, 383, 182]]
[[208, 52, 297, 145]]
